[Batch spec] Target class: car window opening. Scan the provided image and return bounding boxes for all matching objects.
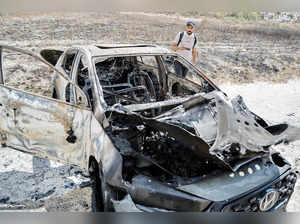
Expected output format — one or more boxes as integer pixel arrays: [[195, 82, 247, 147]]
[[62, 52, 77, 77], [94, 55, 214, 117], [76, 55, 94, 108]]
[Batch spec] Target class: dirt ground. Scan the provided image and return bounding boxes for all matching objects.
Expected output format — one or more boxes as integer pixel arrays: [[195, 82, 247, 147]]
[[1, 11, 300, 84], [0, 12, 300, 212]]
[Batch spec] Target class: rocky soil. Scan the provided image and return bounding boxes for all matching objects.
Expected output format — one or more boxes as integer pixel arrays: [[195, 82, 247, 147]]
[[0, 12, 300, 212]]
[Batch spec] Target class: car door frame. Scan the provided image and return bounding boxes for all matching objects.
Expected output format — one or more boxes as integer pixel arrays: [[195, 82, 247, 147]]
[[0, 45, 92, 168], [53, 48, 79, 102]]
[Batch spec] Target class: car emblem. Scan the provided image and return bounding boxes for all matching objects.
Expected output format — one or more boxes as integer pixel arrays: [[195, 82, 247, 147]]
[[259, 189, 279, 211]]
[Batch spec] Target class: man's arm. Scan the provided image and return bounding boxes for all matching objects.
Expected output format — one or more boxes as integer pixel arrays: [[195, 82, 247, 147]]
[[171, 32, 185, 52], [171, 43, 185, 52], [192, 48, 197, 65]]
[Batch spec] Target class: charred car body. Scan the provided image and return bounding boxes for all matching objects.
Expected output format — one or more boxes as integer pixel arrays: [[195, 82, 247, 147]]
[[0, 45, 298, 212]]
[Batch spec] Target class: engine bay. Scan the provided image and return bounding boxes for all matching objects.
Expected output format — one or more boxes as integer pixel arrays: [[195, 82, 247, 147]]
[[106, 118, 218, 185]]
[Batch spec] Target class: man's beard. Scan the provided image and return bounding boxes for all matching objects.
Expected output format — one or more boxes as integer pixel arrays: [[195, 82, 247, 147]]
[[187, 31, 193, 35]]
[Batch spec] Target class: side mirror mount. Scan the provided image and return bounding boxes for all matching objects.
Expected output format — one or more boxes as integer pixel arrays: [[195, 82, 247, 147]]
[[75, 86, 89, 108]]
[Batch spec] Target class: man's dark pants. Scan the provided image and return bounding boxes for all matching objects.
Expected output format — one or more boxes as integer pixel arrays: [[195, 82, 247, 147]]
[[174, 60, 188, 78]]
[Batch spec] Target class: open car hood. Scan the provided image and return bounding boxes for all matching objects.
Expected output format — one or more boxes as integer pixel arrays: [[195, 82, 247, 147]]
[[107, 91, 300, 172]]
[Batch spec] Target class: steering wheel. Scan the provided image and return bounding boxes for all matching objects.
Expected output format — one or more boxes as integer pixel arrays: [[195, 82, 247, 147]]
[[127, 70, 156, 103]]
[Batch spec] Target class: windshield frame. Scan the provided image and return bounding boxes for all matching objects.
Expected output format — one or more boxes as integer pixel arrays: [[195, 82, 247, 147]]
[[92, 53, 220, 108], [93, 53, 220, 88]]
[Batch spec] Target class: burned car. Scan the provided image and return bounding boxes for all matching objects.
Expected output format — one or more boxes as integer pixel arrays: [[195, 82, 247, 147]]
[[0, 44, 298, 212]]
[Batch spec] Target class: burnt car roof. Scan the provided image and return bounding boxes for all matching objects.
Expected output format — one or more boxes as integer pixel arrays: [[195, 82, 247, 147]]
[[78, 44, 173, 57]]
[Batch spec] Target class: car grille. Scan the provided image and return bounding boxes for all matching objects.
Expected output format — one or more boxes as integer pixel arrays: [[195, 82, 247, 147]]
[[221, 172, 297, 212]]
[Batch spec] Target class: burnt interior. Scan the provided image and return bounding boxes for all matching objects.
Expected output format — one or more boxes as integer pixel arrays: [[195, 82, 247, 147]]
[[92, 55, 211, 114], [95, 56, 163, 107]]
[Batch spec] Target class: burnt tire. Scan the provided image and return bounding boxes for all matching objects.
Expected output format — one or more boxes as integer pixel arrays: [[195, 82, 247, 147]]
[[90, 160, 104, 212]]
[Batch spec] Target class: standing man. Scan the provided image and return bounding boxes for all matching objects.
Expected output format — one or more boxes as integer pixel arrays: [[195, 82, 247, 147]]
[[171, 21, 197, 77]]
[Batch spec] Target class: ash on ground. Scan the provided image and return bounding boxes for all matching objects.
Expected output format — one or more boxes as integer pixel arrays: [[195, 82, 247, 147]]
[[0, 147, 92, 212]]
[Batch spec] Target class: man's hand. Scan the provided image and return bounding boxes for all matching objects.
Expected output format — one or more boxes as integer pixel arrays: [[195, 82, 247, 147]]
[[171, 43, 186, 52], [177, 46, 186, 51]]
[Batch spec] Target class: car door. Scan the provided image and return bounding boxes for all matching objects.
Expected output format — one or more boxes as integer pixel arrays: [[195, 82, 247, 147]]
[[0, 46, 91, 169], [54, 48, 78, 102]]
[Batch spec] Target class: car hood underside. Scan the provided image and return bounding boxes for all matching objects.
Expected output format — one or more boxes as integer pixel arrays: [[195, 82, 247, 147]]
[[107, 91, 300, 172]]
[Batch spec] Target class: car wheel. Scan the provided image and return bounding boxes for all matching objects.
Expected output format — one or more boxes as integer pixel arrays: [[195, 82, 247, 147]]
[[89, 160, 104, 212], [98, 162, 115, 211]]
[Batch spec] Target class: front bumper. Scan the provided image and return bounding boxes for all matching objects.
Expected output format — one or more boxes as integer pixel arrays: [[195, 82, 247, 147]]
[[111, 168, 297, 212], [209, 171, 297, 212]]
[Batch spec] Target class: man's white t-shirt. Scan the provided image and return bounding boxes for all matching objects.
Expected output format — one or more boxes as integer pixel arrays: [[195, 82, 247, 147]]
[[173, 31, 196, 63]]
